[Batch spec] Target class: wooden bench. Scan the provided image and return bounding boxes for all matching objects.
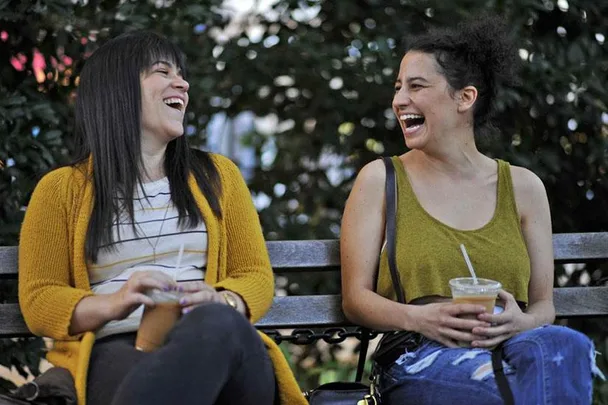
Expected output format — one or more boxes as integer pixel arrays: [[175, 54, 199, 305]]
[[1, 233, 608, 345]]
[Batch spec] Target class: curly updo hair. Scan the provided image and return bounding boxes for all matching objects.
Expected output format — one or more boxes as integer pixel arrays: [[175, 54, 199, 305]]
[[407, 14, 519, 140]]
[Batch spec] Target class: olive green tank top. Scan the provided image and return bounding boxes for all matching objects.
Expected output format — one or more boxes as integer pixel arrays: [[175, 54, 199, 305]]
[[376, 157, 530, 305]]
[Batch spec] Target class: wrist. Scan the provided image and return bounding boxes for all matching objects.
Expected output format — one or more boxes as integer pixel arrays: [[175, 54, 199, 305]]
[[69, 294, 116, 335], [520, 311, 543, 331], [401, 304, 420, 332], [103, 292, 122, 321]]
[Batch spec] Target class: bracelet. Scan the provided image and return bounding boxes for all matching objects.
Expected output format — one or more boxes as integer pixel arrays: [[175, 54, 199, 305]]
[[221, 290, 238, 310]]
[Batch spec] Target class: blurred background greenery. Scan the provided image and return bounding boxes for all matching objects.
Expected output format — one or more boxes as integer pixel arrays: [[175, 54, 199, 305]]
[[1, 0, 607, 402]]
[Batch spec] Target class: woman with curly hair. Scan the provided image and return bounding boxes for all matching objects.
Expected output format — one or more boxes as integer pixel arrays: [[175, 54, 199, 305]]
[[341, 15, 603, 405]]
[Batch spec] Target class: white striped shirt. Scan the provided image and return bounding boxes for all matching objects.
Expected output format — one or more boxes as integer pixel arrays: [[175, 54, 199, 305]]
[[90, 177, 207, 339]]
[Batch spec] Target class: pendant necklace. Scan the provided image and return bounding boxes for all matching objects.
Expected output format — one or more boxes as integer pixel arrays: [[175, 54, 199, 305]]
[[137, 195, 171, 264]]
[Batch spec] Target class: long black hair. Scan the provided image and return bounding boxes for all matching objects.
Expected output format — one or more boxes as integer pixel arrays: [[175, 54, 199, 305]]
[[407, 15, 519, 140], [73, 31, 221, 263]]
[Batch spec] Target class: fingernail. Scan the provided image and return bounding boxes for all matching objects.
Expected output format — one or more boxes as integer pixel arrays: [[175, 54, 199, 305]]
[[182, 307, 191, 315], [163, 285, 171, 291], [179, 298, 187, 305]]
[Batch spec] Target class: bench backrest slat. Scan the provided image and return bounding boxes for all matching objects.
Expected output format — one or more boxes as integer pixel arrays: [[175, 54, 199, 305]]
[[266, 240, 340, 270], [2, 233, 608, 337], [0, 246, 17, 277], [1, 287, 607, 337], [2, 232, 608, 276], [261, 287, 608, 325], [552, 232, 608, 262]]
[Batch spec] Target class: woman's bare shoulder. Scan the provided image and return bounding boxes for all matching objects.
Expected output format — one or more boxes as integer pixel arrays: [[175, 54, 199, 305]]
[[508, 164, 549, 217], [509, 165, 546, 196], [358, 158, 386, 183]]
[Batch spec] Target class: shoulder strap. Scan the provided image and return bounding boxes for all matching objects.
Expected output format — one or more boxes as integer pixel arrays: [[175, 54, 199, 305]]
[[492, 343, 515, 405], [383, 157, 406, 304], [355, 157, 405, 382], [355, 328, 370, 382]]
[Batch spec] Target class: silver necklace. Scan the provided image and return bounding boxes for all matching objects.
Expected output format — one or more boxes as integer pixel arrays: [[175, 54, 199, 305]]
[[136, 195, 171, 263]]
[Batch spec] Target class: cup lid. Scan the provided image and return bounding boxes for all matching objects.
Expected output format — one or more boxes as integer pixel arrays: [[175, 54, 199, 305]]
[[449, 277, 502, 293], [146, 288, 182, 303]]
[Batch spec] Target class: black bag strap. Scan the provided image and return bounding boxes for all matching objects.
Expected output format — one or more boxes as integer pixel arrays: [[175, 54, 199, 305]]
[[492, 343, 515, 405], [355, 156, 403, 382], [355, 328, 370, 382], [383, 156, 405, 304]]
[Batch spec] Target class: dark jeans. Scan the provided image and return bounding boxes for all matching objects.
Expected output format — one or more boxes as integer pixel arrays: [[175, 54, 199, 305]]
[[87, 303, 276, 405]]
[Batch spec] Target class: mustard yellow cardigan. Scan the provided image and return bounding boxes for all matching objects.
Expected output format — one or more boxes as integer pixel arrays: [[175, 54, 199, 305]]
[[18, 154, 307, 405]]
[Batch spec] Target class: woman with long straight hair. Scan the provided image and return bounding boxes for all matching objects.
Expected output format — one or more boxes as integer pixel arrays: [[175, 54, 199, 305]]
[[19, 31, 307, 405]]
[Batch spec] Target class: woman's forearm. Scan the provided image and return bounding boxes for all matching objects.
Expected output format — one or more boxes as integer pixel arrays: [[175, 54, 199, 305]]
[[69, 294, 115, 335], [343, 289, 419, 332], [524, 299, 556, 329]]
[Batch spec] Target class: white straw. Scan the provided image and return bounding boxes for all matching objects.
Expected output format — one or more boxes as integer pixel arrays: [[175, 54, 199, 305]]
[[459, 244, 478, 284], [174, 243, 185, 280]]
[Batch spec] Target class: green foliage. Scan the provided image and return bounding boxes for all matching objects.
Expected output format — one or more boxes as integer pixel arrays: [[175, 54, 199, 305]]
[[1, 0, 607, 400]]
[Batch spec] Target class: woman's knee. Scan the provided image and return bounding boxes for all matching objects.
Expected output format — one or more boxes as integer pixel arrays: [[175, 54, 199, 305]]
[[506, 325, 593, 367], [530, 325, 591, 352], [171, 302, 257, 346]]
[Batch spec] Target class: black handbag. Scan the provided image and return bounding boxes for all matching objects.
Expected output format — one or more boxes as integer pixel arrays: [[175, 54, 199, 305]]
[[304, 157, 399, 404], [304, 381, 378, 405], [372, 330, 423, 369], [0, 367, 76, 405]]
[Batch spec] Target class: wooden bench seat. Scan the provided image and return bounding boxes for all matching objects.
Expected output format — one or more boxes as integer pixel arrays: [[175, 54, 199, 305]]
[[1, 232, 608, 339]]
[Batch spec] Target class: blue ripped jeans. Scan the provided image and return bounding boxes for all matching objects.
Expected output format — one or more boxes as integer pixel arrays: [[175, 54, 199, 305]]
[[377, 325, 605, 405]]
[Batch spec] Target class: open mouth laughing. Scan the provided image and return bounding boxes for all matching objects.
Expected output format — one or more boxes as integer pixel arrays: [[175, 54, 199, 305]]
[[399, 113, 425, 134], [163, 97, 185, 112]]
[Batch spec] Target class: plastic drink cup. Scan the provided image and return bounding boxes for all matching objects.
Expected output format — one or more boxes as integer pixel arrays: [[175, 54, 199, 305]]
[[449, 277, 502, 347], [135, 289, 183, 352], [449, 277, 502, 312]]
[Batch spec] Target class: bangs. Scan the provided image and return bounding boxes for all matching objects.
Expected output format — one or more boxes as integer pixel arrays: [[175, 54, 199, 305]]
[[140, 43, 187, 78], [126, 32, 187, 78]]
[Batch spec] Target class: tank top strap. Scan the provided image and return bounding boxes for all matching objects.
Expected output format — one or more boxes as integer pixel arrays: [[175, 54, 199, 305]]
[[495, 159, 520, 224], [389, 155, 418, 214]]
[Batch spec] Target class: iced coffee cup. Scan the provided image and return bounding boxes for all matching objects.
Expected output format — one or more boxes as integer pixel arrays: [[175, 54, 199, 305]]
[[449, 277, 502, 347], [135, 289, 183, 352], [449, 277, 501, 312]]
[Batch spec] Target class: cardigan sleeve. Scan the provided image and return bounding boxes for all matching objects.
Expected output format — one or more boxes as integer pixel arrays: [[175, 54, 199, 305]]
[[18, 168, 93, 340], [212, 156, 274, 322]]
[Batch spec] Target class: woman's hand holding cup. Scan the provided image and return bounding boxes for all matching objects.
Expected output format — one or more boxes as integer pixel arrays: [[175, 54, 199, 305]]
[[177, 280, 224, 314], [108, 270, 178, 321], [470, 289, 533, 348], [414, 302, 491, 348]]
